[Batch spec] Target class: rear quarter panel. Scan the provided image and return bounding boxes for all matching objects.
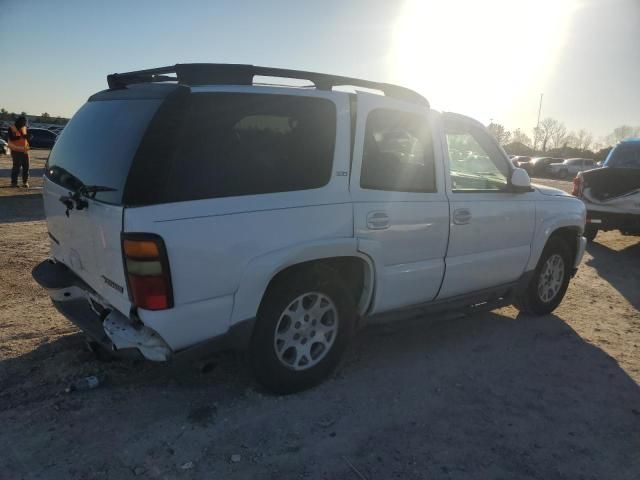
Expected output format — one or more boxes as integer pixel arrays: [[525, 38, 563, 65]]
[[125, 194, 353, 351]]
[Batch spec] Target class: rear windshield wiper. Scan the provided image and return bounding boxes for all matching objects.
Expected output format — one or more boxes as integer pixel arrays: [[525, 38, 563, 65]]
[[78, 184, 117, 199], [61, 185, 116, 213], [49, 165, 117, 215], [58, 182, 116, 216]]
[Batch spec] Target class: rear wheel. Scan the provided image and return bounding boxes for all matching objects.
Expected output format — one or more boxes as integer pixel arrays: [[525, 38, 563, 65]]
[[250, 265, 356, 394], [584, 225, 598, 242], [515, 237, 572, 315]]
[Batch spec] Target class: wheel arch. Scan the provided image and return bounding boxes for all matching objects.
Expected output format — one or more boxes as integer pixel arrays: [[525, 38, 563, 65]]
[[230, 239, 375, 326], [526, 218, 584, 272]]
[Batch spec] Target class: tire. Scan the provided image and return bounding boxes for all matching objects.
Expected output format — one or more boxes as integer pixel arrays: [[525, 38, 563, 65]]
[[558, 169, 568, 179], [250, 265, 356, 394], [584, 225, 598, 242], [515, 236, 572, 316]]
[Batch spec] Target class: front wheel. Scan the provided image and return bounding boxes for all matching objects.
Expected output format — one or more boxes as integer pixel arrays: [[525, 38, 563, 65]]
[[250, 265, 356, 394], [515, 237, 572, 315], [558, 169, 569, 179]]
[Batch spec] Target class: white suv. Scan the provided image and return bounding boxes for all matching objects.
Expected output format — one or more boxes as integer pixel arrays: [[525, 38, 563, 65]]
[[33, 64, 587, 393]]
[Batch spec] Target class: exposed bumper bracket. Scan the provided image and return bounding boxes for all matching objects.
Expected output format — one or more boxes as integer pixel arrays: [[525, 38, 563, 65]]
[[103, 311, 171, 361]]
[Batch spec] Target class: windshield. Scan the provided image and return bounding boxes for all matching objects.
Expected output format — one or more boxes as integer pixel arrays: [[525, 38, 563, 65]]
[[604, 144, 640, 169], [46, 99, 162, 203]]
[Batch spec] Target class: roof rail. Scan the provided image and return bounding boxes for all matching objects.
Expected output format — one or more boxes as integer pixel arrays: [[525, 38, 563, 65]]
[[106, 63, 429, 107]]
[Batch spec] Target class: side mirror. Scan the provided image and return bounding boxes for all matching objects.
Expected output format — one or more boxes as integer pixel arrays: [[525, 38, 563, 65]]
[[510, 167, 532, 192]]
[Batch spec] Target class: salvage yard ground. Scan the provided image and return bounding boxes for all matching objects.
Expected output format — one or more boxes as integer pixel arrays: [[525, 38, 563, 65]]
[[1, 151, 639, 479]]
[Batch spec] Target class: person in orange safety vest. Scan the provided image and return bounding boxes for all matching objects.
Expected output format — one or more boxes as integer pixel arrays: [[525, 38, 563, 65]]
[[8, 116, 30, 188]]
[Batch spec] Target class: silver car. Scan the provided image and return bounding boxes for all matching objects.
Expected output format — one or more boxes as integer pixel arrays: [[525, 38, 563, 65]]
[[547, 158, 597, 179]]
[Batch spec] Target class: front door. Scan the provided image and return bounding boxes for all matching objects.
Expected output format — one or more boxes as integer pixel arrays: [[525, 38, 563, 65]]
[[438, 113, 536, 299], [351, 95, 449, 314]]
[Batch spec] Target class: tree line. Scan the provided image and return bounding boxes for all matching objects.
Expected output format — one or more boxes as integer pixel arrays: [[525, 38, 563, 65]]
[[488, 120, 639, 160], [0, 108, 69, 125]]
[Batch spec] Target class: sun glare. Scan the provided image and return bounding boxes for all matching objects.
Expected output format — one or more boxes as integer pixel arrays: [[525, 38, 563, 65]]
[[392, 0, 578, 126]]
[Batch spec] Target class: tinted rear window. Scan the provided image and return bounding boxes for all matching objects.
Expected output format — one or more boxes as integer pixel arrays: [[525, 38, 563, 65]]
[[605, 144, 640, 168], [156, 93, 336, 203], [46, 99, 162, 203]]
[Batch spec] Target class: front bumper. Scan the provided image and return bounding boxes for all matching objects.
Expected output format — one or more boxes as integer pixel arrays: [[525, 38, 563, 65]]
[[574, 236, 587, 272], [32, 259, 172, 361]]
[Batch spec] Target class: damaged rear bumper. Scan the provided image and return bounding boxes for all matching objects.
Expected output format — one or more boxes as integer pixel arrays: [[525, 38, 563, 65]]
[[587, 210, 640, 234], [32, 259, 172, 361]]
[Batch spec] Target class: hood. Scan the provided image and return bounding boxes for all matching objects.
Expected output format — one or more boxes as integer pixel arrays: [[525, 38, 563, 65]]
[[533, 183, 571, 197]]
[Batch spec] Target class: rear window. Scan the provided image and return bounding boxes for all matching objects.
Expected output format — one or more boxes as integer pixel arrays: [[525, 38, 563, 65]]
[[46, 99, 162, 204], [157, 93, 336, 203], [605, 144, 640, 168]]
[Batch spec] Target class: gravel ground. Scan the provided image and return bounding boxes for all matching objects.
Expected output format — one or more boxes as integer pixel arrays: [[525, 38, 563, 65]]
[[1, 152, 639, 479]]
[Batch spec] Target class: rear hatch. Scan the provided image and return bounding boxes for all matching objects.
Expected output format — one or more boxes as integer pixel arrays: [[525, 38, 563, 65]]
[[43, 85, 181, 314]]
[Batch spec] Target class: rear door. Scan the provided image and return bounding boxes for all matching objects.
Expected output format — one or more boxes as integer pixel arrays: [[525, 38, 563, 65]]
[[351, 94, 449, 314], [44, 95, 166, 314]]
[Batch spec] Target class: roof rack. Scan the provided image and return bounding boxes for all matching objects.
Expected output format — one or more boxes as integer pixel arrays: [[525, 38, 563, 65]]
[[106, 63, 429, 107]]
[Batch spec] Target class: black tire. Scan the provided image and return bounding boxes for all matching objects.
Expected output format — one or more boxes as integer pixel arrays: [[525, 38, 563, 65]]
[[584, 225, 598, 242], [250, 265, 356, 394], [515, 236, 572, 316], [559, 169, 568, 179]]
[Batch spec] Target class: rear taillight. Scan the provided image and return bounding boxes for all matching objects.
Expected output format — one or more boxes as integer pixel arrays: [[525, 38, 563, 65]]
[[122, 234, 173, 310], [572, 175, 583, 197]]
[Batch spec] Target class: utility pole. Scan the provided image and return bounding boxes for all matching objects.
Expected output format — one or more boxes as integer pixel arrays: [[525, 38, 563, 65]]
[[533, 93, 543, 151]]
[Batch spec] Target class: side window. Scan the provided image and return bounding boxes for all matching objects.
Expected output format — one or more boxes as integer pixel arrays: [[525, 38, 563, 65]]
[[165, 93, 337, 202], [360, 109, 436, 193], [445, 120, 510, 192]]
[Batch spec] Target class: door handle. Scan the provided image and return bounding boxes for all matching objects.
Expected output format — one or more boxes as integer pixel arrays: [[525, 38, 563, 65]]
[[366, 211, 390, 230], [453, 208, 472, 225]]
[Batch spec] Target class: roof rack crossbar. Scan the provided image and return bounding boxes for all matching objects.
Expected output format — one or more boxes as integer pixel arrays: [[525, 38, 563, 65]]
[[107, 63, 429, 107]]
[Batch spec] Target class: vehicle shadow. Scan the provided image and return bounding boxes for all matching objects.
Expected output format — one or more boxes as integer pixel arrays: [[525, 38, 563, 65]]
[[586, 240, 640, 309], [0, 194, 44, 223], [1, 309, 639, 478]]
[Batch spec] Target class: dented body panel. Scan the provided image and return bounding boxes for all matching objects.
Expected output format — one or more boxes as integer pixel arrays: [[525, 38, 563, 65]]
[[578, 167, 640, 235]]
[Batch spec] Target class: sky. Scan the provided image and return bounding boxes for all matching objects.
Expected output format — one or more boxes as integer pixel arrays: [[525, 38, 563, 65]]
[[1, 0, 638, 141]]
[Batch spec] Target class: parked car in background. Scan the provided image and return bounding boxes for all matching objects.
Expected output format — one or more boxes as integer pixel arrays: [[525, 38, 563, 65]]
[[547, 158, 598, 179], [511, 156, 531, 168], [47, 126, 65, 135], [574, 138, 640, 241], [523, 157, 563, 177], [28, 128, 58, 149], [0, 138, 8, 155], [32, 63, 587, 393]]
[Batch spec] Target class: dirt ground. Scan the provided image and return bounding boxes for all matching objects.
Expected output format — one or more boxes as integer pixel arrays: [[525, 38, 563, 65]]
[[1, 152, 639, 479]]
